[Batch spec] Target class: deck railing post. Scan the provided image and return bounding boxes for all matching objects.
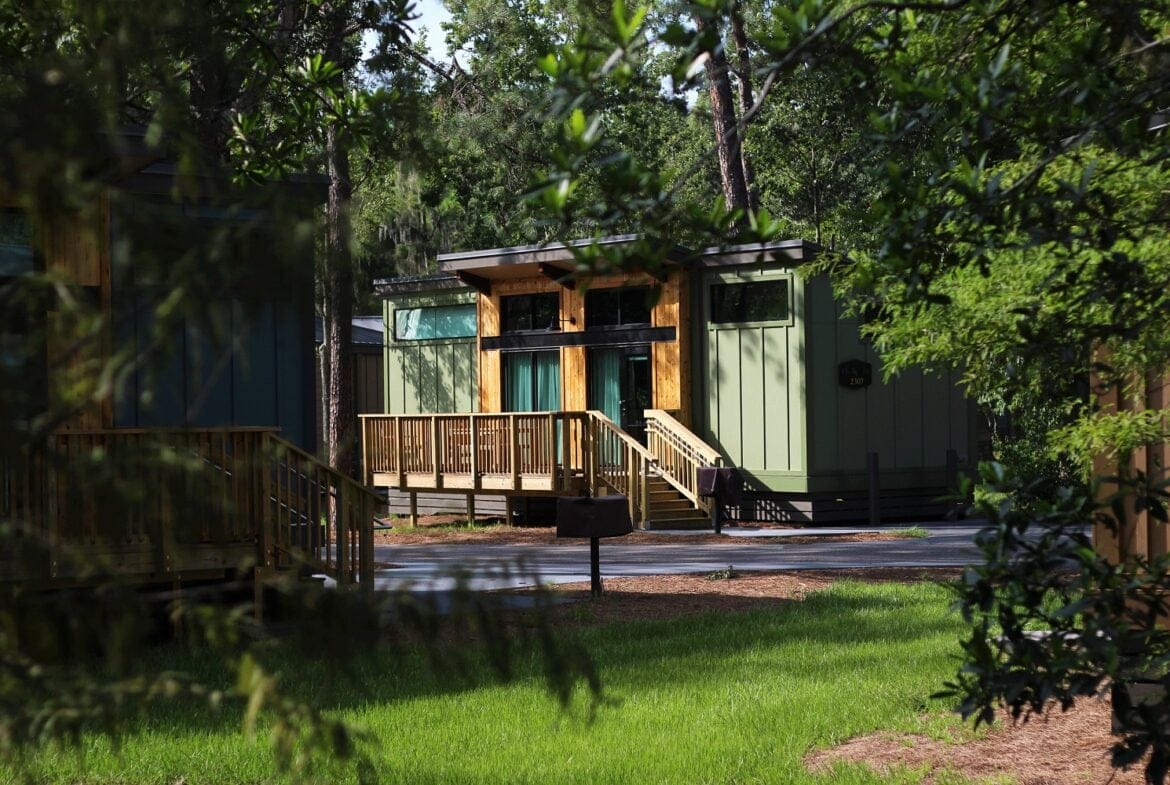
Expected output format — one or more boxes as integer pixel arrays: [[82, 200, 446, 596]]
[[336, 481, 349, 585], [640, 457, 649, 527], [470, 414, 480, 491], [509, 415, 519, 490], [548, 412, 557, 487], [561, 414, 571, 491], [627, 444, 637, 524], [431, 416, 441, 488], [395, 417, 405, 488]]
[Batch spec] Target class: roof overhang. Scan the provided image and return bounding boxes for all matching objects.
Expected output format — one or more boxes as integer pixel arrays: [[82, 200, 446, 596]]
[[437, 235, 692, 292], [373, 272, 470, 297], [692, 239, 819, 268]]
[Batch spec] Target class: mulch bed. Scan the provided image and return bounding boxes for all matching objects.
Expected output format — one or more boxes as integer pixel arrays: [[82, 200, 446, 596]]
[[375, 516, 925, 546]]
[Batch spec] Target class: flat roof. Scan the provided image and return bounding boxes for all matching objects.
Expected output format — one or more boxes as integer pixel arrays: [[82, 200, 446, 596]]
[[437, 235, 692, 281], [372, 272, 470, 296]]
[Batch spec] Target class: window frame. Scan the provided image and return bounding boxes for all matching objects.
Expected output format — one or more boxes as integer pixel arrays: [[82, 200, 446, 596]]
[[499, 292, 561, 334], [584, 285, 653, 331], [706, 274, 794, 329], [391, 303, 478, 342]]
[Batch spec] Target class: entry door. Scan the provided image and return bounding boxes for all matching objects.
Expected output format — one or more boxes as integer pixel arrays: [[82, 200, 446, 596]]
[[588, 346, 652, 442]]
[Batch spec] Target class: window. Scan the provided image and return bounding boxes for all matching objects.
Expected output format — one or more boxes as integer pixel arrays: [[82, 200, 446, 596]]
[[393, 304, 477, 341], [585, 286, 652, 329], [501, 293, 559, 333], [710, 279, 789, 324], [0, 209, 33, 277]]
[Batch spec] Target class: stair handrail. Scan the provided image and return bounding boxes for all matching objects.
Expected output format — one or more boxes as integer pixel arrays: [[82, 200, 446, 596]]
[[643, 409, 724, 511], [264, 433, 379, 589], [585, 410, 655, 527]]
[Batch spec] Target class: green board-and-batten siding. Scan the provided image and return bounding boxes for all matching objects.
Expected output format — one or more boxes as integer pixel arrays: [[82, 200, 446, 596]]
[[803, 276, 971, 492], [700, 265, 806, 485], [383, 289, 478, 415], [697, 263, 973, 495]]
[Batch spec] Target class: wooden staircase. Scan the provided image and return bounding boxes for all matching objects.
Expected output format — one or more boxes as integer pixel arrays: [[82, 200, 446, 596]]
[[644, 474, 711, 529]]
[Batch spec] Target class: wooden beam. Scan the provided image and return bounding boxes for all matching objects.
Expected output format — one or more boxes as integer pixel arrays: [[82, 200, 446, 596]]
[[538, 263, 575, 289], [456, 270, 492, 295]]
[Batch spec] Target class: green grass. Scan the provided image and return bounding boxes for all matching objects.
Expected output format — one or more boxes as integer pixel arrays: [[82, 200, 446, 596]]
[[888, 526, 931, 539], [4, 581, 972, 785]]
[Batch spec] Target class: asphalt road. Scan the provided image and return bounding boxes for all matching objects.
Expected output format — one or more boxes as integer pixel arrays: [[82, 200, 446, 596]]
[[371, 522, 987, 592]]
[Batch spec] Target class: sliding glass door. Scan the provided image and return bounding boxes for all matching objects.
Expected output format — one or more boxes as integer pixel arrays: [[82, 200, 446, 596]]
[[588, 345, 652, 442]]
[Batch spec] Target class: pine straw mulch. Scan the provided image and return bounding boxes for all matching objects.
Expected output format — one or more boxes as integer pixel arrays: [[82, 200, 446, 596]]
[[524, 568, 1146, 785], [374, 515, 921, 546], [804, 697, 1144, 785], [534, 567, 960, 625]]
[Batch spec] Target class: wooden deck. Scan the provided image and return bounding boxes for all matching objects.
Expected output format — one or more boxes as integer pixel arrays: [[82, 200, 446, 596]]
[[1, 428, 379, 591], [360, 410, 725, 527]]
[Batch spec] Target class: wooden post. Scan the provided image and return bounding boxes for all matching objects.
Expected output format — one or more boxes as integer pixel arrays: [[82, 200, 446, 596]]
[[466, 494, 475, 527], [509, 414, 520, 490], [561, 414, 571, 491], [470, 414, 480, 490], [548, 412, 557, 487], [395, 417, 405, 488], [409, 491, 418, 528], [640, 458, 649, 528], [431, 416, 441, 489], [360, 417, 369, 486], [336, 483, 349, 585], [627, 444, 637, 525], [867, 451, 880, 525], [585, 417, 596, 494]]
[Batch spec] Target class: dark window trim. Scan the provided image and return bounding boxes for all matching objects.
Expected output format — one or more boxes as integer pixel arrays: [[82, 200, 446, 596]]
[[392, 303, 477, 342], [708, 277, 792, 327], [584, 285, 653, 331], [500, 291, 562, 334], [483, 326, 675, 352]]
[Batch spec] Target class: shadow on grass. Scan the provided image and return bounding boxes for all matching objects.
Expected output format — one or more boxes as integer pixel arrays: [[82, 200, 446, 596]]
[[119, 579, 960, 739]]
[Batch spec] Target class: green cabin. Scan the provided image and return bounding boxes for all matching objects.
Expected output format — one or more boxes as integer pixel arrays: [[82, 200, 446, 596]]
[[365, 238, 975, 525]]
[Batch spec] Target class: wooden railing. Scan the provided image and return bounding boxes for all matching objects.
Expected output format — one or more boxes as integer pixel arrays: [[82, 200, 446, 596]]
[[265, 435, 377, 587], [584, 411, 654, 525], [361, 410, 657, 525], [645, 409, 724, 513], [361, 412, 589, 493], [0, 428, 378, 588]]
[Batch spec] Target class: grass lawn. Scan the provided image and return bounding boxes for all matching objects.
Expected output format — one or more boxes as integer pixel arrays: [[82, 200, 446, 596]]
[[4, 580, 968, 785]]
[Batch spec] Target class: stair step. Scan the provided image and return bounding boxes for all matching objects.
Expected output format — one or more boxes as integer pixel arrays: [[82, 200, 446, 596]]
[[649, 499, 700, 512], [643, 514, 712, 531]]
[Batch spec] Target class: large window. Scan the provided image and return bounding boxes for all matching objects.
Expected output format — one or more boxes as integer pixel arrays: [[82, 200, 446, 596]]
[[0, 209, 33, 277], [393, 304, 477, 341], [710, 279, 789, 324], [501, 293, 559, 333], [585, 286, 652, 329]]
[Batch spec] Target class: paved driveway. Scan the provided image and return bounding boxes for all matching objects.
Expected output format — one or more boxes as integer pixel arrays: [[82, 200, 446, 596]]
[[371, 522, 987, 592]]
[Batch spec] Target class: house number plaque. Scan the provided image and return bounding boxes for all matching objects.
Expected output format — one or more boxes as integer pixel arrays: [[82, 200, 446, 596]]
[[838, 359, 872, 389]]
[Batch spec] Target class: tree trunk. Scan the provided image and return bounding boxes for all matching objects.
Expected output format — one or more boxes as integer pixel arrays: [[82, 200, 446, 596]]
[[729, 4, 760, 213], [696, 15, 751, 217], [324, 124, 355, 478]]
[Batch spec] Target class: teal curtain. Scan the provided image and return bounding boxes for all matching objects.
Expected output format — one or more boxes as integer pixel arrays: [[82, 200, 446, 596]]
[[505, 353, 533, 411], [534, 351, 560, 411], [505, 351, 559, 412], [588, 349, 622, 423]]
